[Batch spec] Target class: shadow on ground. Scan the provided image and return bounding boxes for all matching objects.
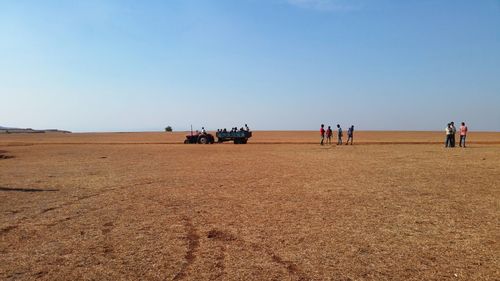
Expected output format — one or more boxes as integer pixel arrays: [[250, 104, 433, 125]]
[[0, 187, 59, 193]]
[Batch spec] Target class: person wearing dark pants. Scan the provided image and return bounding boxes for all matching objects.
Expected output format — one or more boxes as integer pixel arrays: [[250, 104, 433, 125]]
[[336, 124, 343, 145], [445, 123, 453, 147], [459, 122, 468, 147], [450, 122, 457, 147], [346, 125, 354, 145]]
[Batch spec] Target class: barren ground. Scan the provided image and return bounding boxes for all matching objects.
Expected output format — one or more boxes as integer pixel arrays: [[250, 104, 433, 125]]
[[1, 131, 499, 280]]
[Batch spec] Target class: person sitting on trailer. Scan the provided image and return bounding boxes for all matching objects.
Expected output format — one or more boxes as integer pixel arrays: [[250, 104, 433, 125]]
[[223, 128, 227, 133], [245, 124, 250, 131]]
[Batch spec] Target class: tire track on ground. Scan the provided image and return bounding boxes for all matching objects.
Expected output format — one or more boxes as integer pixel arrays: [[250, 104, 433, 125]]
[[173, 218, 200, 281], [206, 228, 310, 280]]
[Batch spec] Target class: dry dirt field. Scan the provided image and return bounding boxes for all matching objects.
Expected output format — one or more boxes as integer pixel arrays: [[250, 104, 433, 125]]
[[1, 131, 499, 280]]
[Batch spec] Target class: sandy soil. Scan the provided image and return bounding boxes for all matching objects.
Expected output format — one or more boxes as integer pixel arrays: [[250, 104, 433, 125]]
[[1, 131, 499, 145], [0, 132, 499, 280]]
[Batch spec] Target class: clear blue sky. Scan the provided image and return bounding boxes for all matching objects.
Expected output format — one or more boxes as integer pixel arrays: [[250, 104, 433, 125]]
[[1, 0, 499, 132]]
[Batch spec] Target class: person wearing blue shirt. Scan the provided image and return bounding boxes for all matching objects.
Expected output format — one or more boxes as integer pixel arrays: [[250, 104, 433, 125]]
[[346, 125, 354, 145], [336, 124, 343, 145]]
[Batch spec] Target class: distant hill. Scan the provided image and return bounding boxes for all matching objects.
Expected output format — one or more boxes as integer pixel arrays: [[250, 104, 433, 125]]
[[0, 126, 71, 134]]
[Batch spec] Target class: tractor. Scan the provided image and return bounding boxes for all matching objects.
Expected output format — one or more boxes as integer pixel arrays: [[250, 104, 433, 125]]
[[184, 130, 252, 144], [184, 133, 215, 144]]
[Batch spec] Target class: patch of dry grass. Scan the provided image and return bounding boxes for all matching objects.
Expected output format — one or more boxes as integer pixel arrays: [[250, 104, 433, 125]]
[[0, 131, 499, 145], [0, 132, 499, 280]]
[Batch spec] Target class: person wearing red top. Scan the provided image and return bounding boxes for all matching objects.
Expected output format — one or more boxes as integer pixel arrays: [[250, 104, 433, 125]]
[[326, 126, 333, 145], [320, 124, 325, 145], [459, 122, 468, 148]]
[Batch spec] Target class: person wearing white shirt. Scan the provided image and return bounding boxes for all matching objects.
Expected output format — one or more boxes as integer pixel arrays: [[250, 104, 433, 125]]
[[445, 123, 453, 148]]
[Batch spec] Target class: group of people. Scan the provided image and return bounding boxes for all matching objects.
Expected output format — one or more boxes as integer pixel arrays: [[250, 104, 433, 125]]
[[217, 124, 250, 133], [446, 122, 468, 148], [320, 124, 354, 146]]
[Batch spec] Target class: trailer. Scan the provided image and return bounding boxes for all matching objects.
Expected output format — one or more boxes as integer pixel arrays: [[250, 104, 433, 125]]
[[216, 131, 252, 144]]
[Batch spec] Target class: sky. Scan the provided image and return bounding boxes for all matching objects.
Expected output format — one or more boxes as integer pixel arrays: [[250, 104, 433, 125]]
[[1, 0, 499, 132]]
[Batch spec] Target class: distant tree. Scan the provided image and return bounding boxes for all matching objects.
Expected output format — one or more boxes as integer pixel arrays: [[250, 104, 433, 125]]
[[165, 126, 173, 132]]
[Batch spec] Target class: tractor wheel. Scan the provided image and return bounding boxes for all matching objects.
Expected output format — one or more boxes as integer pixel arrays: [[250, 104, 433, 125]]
[[241, 139, 247, 144], [198, 136, 209, 144], [184, 139, 189, 144], [234, 138, 240, 144]]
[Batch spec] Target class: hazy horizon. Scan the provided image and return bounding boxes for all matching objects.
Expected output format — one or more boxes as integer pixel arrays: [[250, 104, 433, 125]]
[[2, 0, 499, 132]]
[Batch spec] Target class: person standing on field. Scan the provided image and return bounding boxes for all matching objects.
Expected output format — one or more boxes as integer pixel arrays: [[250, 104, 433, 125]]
[[320, 124, 325, 146], [459, 122, 468, 147], [445, 123, 453, 147], [326, 126, 333, 145], [337, 124, 343, 145], [450, 122, 457, 147], [346, 125, 354, 145]]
